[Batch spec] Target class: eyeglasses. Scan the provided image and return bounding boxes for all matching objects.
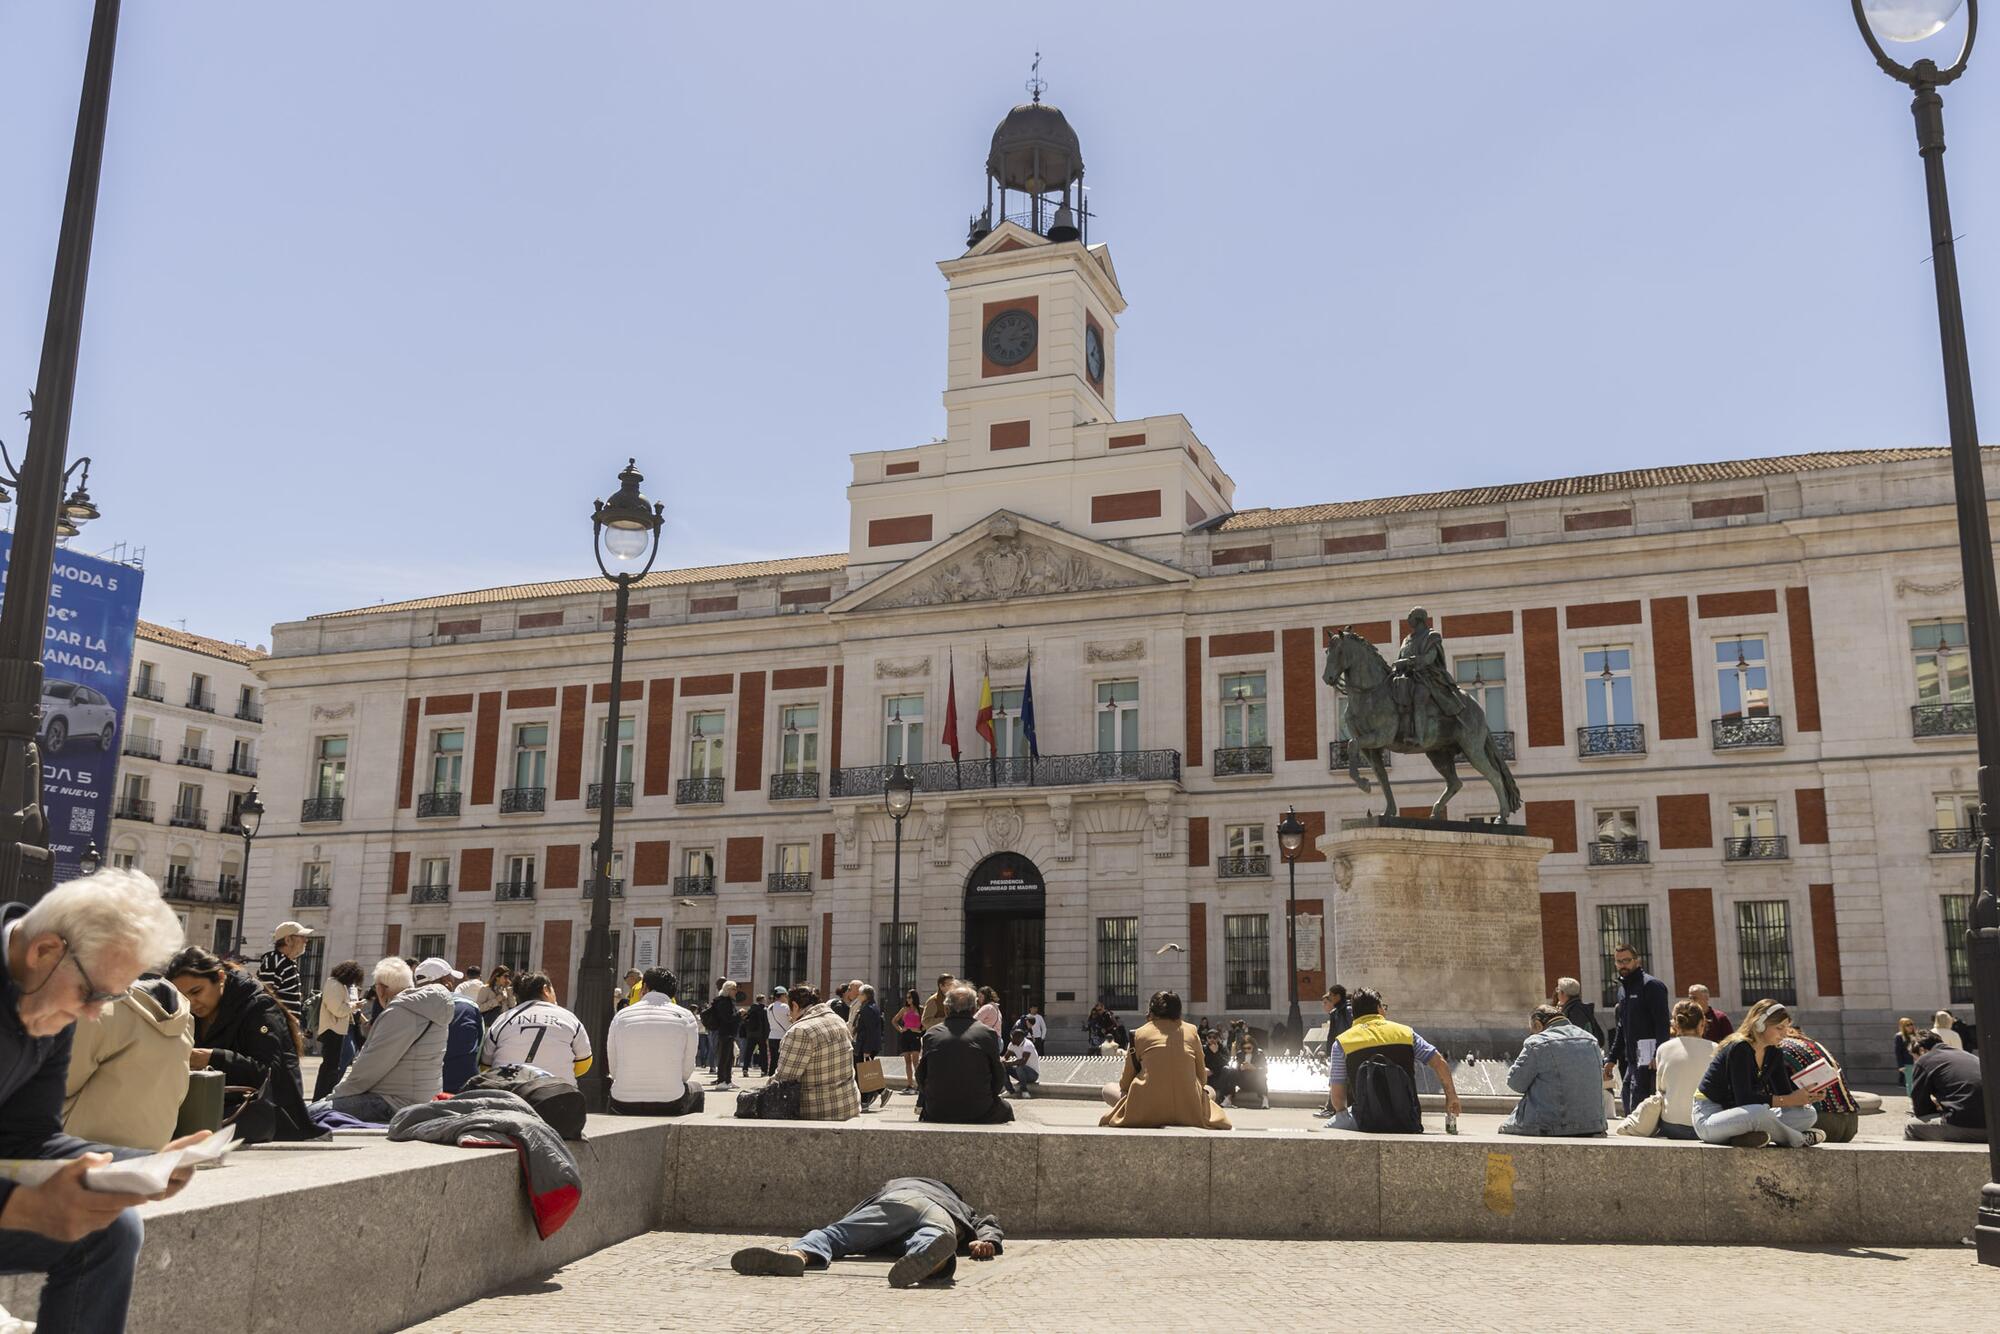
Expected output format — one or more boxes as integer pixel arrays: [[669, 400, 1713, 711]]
[[61, 938, 120, 1005]]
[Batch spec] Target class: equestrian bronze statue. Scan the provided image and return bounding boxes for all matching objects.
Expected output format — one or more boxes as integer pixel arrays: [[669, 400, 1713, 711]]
[[1322, 607, 1522, 822]]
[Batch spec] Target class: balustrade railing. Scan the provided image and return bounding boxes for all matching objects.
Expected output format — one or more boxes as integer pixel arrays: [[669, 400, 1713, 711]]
[[830, 749, 1183, 797]]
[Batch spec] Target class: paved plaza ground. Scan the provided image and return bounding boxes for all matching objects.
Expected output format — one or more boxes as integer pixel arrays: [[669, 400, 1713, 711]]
[[411, 1234, 1992, 1331]]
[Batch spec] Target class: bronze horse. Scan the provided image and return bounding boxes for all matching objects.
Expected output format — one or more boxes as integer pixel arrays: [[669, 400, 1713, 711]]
[[1322, 627, 1521, 822]]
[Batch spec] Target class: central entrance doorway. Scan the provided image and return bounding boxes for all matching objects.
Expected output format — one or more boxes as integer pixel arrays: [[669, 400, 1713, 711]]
[[962, 852, 1045, 1028]]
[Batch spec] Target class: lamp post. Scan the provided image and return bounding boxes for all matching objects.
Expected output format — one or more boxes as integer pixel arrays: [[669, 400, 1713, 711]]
[[884, 763, 916, 1004], [79, 841, 100, 877], [1277, 806, 1306, 1048], [577, 460, 664, 1113], [1851, 0, 2000, 1266], [0, 0, 122, 907], [236, 787, 263, 911]]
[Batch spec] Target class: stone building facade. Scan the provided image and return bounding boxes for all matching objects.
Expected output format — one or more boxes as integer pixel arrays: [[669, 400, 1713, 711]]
[[247, 99, 1987, 1069]]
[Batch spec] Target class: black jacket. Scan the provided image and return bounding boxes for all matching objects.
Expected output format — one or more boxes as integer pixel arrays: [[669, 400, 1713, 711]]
[[197, 969, 299, 1089], [1607, 968, 1670, 1072], [830, 997, 851, 1022], [916, 1013, 1012, 1124], [1563, 997, 1606, 1049], [703, 993, 740, 1037], [854, 1176, 1003, 1262], [1911, 1047, 1986, 1128], [854, 1001, 884, 1057], [742, 1002, 770, 1043]]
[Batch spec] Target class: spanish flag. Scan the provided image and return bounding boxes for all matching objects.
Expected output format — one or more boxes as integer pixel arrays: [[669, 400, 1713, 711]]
[[975, 672, 996, 753]]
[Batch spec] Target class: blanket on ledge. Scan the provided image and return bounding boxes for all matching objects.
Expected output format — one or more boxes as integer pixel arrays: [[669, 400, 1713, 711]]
[[387, 1089, 583, 1237]]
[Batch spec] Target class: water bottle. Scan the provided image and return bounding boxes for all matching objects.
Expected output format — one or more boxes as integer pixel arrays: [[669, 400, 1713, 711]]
[[1445, 1111, 1459, 1135]]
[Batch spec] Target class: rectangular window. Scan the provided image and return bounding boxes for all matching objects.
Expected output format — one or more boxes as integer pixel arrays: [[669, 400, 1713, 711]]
[[676, 928, 713, 989], [883, 696, 924, 765], [135, 661, 157, 694], [418, 856, 449, 887], [1225, 823, 1267, 857], [1454, 654, 1508, 733], [297, 937, 326, 993], [1223, 914, 1271, 1010], [687, 712, 726, 779], [238, 684, 257, 715], [512, 723, 549, 789], [1582, 648, 1634, 727], [314, 736, 348, 800], [596, 715, 636, 785], [780, 705, 819, 773], [1597, 904, 1651, 1007], [212, 918, 235, 956], [504, 854, 537, 887], [1943, 894, 1974, 1004], [1735, 900, 1797, 1005], [411, 934, 446, 961], [991, 688, 1027, 759], [684, 847, 716, 878], [430, 729, 464, 794], [1729, 801, 1778, 840], [175, 782, 202, 815], [1912, 618, 1972, 703], [1096, 680, 1139, 754], [878, 922, 918, 992], [497, 932, 532, 975], [301, 861, 331, 890], [111, 850, 137, 871], [1715, 637, 1770, 720], [770, 925, 809, 993], [778, 842, 811, 875], [1096, 916, 1139, 1011], [121, 773, 146, 803], [1220, 673, 1268, 748], [231, 738, 254, 770], [1593, 807, 1640, 845], [1935, 792, 1981, 832]]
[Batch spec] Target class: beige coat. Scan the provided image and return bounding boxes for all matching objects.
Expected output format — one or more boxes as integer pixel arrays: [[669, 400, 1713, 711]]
[[63, 984, 195, 1149], [1100, 1018, 1232, 1130]]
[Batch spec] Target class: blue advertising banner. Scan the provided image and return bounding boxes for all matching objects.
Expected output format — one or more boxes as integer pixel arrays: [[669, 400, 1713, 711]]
[[0, 531, 144, 878]]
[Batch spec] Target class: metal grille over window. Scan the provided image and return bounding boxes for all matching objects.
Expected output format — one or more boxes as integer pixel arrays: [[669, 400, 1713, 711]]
[[1942, 894, 1974, 1004], [1097, 916, 1138, 1011], [1223, 913, 1271, 1010], [1734, 900, 1797, 1005], [1597, 904, 1651, 1007]]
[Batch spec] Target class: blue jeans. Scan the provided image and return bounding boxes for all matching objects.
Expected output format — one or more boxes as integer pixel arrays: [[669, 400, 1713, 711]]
[[0, 1207, 143, 1333], [1691, 1098, 1817, 1146], [793, 1189, 955, 1268], [310, 1091, 397, 1123], [1005, 1065, 1040, 1096]]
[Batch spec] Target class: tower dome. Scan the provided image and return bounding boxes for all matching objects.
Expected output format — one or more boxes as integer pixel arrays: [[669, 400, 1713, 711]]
[[968, 61, 1091, 248]]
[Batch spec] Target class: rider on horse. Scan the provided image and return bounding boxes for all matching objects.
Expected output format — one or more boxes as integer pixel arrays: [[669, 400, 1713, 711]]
[[1390, 607, 1467, 748]]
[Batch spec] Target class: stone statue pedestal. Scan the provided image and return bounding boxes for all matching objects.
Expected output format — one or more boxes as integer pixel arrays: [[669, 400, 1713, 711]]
[[1316, 821, 1552, 1058]]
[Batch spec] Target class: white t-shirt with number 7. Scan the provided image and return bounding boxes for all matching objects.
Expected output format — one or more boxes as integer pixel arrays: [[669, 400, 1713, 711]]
[[480, 1000, 593, 1085]]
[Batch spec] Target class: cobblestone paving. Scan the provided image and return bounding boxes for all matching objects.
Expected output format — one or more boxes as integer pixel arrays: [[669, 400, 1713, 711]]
[[410, 1234, 1992, 1332]]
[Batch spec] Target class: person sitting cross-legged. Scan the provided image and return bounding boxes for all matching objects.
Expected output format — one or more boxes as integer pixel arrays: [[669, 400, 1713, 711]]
[[312, 956, 454, 1122], [917, 985, 1011, 1123], [731, 1177, 1003, 1287], [1691, 999, 1823, 1148], [605, 967, 703, 1116], [1498, 1004, 1607, 1137]]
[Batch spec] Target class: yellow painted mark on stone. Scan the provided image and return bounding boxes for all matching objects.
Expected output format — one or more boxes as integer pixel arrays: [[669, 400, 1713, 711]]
[[1482, 1151, 1517, 1216]]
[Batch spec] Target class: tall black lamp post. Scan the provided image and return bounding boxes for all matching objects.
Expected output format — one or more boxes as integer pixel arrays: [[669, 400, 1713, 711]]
[[0, 0, 121, 907], [577, 460, 663, 1113], [1277, 806, 1306, 1048], [1851, 0, 2000, 1266], [236, 787, 264, 910], [884, 763, 916, 1004]]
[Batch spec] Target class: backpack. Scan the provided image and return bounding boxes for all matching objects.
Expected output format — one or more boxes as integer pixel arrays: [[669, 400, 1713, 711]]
[[1349, 1053, 1423, 1134], [463, 1064, 587, 1140]]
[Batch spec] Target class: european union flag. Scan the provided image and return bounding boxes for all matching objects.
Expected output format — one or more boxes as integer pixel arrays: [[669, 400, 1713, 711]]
[[1021, 658, 1040, 759]]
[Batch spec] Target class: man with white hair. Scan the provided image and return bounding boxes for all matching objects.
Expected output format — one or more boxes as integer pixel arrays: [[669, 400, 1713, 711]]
[[1552, 977, 1605, 1049], [0, 869, 210, 1333], [312, 955, 455, 1121]]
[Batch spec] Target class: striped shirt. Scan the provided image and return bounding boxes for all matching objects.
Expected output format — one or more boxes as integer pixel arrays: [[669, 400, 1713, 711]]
[[258, 949, 304, 1025]]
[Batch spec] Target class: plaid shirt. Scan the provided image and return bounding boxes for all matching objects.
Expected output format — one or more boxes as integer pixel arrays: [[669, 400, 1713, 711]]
[[772, 1004, 860, 1121], [1778, 1034, 1858, 1114]]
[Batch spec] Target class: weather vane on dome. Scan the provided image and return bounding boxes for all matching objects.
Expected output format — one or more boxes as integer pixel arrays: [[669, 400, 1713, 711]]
[[1026, 51, 1045, 104]]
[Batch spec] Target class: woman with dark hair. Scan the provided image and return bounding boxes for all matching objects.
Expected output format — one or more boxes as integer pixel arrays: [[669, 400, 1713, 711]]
[[974, 986, 1002, 1035], [312, 959, 366, 1099], [1100, 991, 1232, 1130], [166, 946, 319, 1140], [895, 988, 925, 1088]]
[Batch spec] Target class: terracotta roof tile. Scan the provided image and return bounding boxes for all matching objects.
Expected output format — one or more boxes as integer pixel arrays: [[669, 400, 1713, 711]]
[[136, 620, 268, 665], [1212, 448, 1957, 532], [308, 552, 849, 621]]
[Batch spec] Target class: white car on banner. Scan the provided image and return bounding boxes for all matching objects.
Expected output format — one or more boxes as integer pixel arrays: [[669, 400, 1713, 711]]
[[40, 678, 118, 753]]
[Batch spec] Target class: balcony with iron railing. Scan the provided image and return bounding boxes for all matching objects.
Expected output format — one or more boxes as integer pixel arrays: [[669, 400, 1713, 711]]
[[829, 750, 1183, 798], [587, 781, 634, 810], [769, 771, 821, 801], [500, 786, 546, 814], [412, 881, 451, 905], [1217, 854, 1271, 879], [674, 874, 717, 896], [235, 700, 263, 723], [122, 735, 162, 760], [1912, 701, 1976, 738], [1588, 839, 1649, 867], [162, 875, 239, 905], [114, 797, 154, 822], [1724, 835, 1789, 861], [767, 871, 812, 893], [1712, 715, 1784, 750], [186, 688, 216, 713], [1329, 740, 1392, 770], [1931, 827, 1980, 854], [219, 816, 245, 836], [417, 790, 462, 818], [676, 777, 725, 805], [216, 877, 243, 904], [1213, 745, 1273, 777], [1577, 724, 1646, 758], [168, 806, 206, 830], [293, 884, 332, 908], [584, 878, 625, 899], [131, 679, 164, 703], [300, 795, 344, 823], [495, 879, 537, 902], [178, 747, 213, 769], [227, 754, 258, 777]]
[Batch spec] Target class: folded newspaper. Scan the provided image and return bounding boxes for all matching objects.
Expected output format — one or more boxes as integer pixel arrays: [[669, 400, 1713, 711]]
[[0, 1125, 238, 1194]]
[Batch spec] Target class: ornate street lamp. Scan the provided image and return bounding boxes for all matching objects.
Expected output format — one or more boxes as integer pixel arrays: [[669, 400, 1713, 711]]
[[79, 841, 100, 877], [236, 787, 263, 911], [884, 762, 917, 1006], [1851, 0, 1999, 1266], [1277, 806, 1307, 1048], [578, 460, 663, 1113]]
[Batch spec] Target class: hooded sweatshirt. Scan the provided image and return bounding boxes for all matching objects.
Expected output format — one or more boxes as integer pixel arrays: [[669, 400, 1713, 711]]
[[330, 983, 456, 1109], [63, 980, 195, 1150]]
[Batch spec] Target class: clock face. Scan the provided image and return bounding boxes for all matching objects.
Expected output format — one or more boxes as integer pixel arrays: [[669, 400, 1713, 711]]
[[1085, 324, 1105, 384], [983, 309, 1038, 367]]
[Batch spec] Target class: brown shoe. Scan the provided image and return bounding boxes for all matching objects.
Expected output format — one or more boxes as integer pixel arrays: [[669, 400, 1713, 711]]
[[731, 1246, 807, 1277], [887, 1231, 958, 1288], [1727, 1131, 1770, 1148]]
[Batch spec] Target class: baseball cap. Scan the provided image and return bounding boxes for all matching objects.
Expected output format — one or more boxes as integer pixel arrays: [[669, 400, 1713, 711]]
[[272, 921, 313, 941], [413, 957, 464, 985]]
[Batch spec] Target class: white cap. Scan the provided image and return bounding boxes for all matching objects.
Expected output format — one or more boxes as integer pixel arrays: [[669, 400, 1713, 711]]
[[272, 921, 313, 941], [413, 957, 463, 985]]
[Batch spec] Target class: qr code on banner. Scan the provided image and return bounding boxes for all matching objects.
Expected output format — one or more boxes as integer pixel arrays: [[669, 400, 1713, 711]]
[[69, 806, 95, 834]]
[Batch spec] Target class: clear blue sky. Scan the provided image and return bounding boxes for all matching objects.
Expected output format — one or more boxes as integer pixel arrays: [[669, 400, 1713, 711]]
[[2, 3, 1995, 649]]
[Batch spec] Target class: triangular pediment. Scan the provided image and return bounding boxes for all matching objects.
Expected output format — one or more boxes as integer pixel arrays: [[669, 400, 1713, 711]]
[[964, 221, 1048, 257], [831, 511, 1188, 614]]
